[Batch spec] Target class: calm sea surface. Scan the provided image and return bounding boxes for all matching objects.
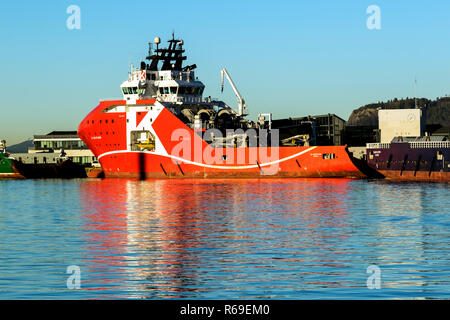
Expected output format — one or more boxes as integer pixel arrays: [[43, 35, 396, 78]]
[[0, 178, 449, 299]]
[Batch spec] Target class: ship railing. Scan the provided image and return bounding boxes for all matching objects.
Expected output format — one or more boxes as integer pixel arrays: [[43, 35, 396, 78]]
[[158, 71, 193, 81], [367, 141, 450, 149], [409, 141, 450, 149], [176, 96, 202, 104], [366, 143, 390, 149]]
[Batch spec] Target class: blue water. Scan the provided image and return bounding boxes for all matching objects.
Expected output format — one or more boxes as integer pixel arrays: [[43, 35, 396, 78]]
[[0, 178, 449, 299]]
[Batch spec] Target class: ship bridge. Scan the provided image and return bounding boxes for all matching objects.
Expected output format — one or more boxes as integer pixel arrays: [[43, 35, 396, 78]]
[[120, 35, 205, 105]]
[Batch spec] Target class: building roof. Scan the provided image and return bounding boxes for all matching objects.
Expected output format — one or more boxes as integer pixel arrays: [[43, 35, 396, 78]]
[[33, 131, 80, 140], [47, 131, 78, 136]]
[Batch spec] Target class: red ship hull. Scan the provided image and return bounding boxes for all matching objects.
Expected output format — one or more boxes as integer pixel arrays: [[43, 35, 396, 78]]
[[97, 146, 364, 179], [78, 100, 365, 179]]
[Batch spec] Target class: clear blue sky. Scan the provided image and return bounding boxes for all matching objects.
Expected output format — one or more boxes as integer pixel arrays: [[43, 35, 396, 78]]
[[1, 0, 450, 144]]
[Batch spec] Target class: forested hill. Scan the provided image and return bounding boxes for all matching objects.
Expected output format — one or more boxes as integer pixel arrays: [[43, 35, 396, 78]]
[[347, 97, 450, 127]]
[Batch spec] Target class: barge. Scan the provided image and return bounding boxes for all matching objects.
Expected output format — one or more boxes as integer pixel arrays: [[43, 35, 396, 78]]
[[366, 108, 449, 182], [367, 140, 450, 182]]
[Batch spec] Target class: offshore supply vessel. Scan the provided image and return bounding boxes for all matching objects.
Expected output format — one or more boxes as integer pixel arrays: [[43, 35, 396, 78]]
[[77, 35, 366, 179]]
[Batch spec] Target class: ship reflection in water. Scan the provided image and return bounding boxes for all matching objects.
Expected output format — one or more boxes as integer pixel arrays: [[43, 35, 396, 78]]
[[76, 178, 450, 299]]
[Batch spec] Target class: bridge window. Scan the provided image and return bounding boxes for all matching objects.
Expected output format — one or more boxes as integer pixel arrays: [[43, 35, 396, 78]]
[[176, 86, 203, 95], [179, 87, 194, 94], [170, 87, 177, 94], [122, 87, 139, 94], [186, 87, 195, 94]]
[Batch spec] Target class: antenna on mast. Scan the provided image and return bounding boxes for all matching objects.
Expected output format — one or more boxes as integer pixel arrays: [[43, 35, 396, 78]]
[[414, 76, 418, 108]]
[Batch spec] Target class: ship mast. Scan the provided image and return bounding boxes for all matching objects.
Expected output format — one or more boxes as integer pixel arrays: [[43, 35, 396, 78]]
[[146, 34, 187, 71]]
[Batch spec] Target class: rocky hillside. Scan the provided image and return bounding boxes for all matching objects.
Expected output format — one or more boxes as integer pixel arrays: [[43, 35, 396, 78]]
[[347, 97, 450, 127]]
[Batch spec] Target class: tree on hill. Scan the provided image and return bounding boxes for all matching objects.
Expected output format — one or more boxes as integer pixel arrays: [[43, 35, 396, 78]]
[[347, 97, 450, 127]]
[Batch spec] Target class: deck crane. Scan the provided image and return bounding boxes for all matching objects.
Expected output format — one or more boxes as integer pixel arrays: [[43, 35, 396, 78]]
[[221, 68, 247, 116]]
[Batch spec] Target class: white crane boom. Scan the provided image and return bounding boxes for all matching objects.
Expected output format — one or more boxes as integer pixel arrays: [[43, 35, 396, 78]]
[[221, 68, 247, 116]]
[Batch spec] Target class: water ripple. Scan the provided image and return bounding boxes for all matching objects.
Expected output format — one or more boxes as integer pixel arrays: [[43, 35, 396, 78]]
[[0, 178, 449, 299]]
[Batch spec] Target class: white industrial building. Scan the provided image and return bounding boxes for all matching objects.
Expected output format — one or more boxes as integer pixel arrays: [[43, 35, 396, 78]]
[[379, 108, 426, 143]]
